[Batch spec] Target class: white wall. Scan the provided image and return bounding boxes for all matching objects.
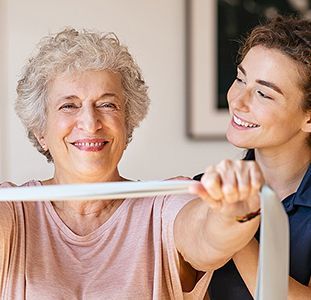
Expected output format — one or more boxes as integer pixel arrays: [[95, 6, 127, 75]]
[[0, 0, 8, 182], [2, 0, 241, 184]]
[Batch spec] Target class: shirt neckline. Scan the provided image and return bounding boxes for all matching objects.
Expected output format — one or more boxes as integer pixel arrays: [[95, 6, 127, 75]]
[[244, 150, 311, 211], [34, 180, 131, 242], [283, 164, 311, 211]]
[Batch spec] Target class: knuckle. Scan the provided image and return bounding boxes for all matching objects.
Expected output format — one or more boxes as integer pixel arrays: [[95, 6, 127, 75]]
[[253, 180, 262, 189], [253, 172, 264, 183], [202, 178, 218, 191], [236, 160, 245, 169], [250, 160, 261, 171], [218, 159, 233, 169], [223, 183, 236, 194], [204, 165, 216, 174], [239, 184, 249, 194]]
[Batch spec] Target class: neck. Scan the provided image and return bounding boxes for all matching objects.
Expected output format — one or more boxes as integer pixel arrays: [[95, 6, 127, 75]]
[[52, 199, 122, 216], [42, 168, 128, 216], [254, 143, 310, 200], [50, 167, 124, 184]]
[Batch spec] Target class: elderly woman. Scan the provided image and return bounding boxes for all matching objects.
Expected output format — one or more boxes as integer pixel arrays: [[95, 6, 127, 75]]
[[0, 29, 261, 299], [194, 15, 311, 299]]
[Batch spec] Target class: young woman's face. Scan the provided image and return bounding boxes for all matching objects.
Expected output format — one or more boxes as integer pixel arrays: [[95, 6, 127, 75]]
[[226, 45, 310, 151]]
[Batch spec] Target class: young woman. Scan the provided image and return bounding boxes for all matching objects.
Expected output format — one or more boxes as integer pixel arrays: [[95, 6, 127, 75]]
[[195, 15, 311, 299]]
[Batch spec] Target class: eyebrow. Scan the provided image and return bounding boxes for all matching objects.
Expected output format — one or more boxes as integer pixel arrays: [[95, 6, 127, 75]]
[[56, 92, 119, 103], [255, 80, 284, 95], [237, 65, 284, 95], [238, 65, 246, 76]]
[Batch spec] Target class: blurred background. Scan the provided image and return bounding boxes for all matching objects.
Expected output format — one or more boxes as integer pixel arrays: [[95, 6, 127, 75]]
[[0, 0, 308, 184]]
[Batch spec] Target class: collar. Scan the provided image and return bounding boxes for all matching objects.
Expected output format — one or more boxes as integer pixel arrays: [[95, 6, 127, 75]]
[[283, 164, 311, 211], [243, 150, 311, 211]]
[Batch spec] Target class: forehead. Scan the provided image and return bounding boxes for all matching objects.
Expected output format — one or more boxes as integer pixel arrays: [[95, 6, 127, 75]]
[[47, 70, 124, 99], [241, 46, 304, 89]]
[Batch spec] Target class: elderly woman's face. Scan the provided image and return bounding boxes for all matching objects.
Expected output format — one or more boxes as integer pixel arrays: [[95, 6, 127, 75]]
[[39, 70, 127, 181]]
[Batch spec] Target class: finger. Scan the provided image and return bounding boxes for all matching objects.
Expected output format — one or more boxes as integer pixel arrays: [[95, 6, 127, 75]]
[[189, 182, 208, 198], [245, 163, 262, 213], [189, 182, 221, 209], [201, 166, 223, 200], [249, 161, 264, 195], [216, 160, 239, 203], [234, 162, 262, 213], [234, 160, 251, 201]]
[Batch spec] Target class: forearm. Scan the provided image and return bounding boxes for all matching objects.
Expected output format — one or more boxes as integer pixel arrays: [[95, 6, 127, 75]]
[[174, 198, 259, 271], [233, 239, 311, 299]]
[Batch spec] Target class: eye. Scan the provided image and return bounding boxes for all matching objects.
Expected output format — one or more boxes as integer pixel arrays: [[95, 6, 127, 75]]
[[97, 102, 118, 111], [257, 90, 273, 100], [59, 103, 79, 111], [236, 77, 246, 85]]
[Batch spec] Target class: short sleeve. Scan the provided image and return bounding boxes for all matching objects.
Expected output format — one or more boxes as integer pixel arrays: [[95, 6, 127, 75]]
[[0, 183, 17, 292], [0, 182, 17, 236], [161, 193, 212, 299]]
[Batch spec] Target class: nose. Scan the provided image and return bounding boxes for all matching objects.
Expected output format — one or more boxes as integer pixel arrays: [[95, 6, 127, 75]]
[[227, 84, 250, 112], [77, 106, 102, 133]]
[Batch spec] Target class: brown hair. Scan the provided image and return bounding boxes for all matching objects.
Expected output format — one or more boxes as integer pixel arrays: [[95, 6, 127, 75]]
[[238, 15, 311, 144]]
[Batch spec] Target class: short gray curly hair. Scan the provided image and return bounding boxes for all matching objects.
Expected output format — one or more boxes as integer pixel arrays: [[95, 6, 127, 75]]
[[15, 28, 150, 162]]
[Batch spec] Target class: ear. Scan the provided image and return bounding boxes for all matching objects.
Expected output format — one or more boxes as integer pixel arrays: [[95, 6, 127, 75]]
[[302, 111, 311, 133], [34, 132, 48, 152]]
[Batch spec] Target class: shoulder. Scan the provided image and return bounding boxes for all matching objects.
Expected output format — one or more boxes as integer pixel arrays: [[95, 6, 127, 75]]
[[0, 180, 40, 188], [0, 182, 17, 188], [0, 180, 40, 211], [134, 192, 196, 214], [161, 193, 197, 224], [0, 182, 17, 214], [133, 188, 197, 224], [0, 180, 41, 232]]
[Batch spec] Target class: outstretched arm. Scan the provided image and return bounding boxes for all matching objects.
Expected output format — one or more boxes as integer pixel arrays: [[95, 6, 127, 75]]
[[174, 160, 262, 273]]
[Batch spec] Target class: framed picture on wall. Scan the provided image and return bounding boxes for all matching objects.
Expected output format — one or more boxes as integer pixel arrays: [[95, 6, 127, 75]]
[[186, 0, 310, 139]]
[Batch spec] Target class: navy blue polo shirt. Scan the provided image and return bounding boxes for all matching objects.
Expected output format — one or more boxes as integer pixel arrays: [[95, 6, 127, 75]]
[[193, 151, 311, 299]]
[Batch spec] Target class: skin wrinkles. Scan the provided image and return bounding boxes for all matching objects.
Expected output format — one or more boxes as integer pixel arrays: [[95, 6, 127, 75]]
[[38, 70, 127, 185]]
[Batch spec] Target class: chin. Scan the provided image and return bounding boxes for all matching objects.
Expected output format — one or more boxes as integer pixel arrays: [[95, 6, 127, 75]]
[[226, 132, 249, 149]]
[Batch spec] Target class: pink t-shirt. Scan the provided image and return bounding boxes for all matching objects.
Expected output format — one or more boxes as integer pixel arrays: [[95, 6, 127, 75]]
[[0, 181, 212, 299]]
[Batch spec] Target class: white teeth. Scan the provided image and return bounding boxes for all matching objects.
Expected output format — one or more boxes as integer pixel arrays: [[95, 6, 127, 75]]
[[75, 142, 106, 147], [233, 115, 259, 128]]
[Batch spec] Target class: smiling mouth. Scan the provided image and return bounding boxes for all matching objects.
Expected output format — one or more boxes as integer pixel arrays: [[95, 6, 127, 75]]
[[233, 115, 260, 128], [71, 140, 109, 152]]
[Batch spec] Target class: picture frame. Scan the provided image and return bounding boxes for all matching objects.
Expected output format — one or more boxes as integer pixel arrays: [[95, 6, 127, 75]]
[[186, 0, 229, 139]]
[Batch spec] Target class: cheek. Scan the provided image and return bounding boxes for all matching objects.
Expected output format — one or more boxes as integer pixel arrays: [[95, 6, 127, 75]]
[[107, 115, 127, 144], [256, 107, 282, 127], [45, 117, 74, 142], [119, 120, 128, 142]]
